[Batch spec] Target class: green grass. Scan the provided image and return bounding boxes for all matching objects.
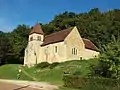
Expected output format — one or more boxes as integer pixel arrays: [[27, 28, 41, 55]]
[[0, 64, 19, 79], [0, 59, 98, 85], [0, 64, 33, 80], [56, 86, 81, 90]]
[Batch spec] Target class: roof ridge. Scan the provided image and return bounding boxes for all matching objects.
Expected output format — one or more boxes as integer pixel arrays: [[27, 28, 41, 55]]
[[45, 27, 74, 38], [42, 27, 74, 46], [82, 38, 90, 41]]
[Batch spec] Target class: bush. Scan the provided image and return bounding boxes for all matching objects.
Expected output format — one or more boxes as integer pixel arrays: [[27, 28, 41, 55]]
[[82, 77, 120, 90], [73, 71, 81, 76], [35, 62, 50, 69], [63, 75, 120, 89], [63, 75, 87, 88], [49, 62, 59, 69]]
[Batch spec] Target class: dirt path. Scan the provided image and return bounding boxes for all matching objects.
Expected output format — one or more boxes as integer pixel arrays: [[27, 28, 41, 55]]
[[0, 82, 40, 90], [0, 79, 58, 90]]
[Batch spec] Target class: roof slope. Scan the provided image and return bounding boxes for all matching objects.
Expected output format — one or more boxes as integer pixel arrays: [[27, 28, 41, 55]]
[[82, 38, 99, 51], [41, 27, 73, 46], [41, 27, 98, 51], [29, 23, 44, 35]]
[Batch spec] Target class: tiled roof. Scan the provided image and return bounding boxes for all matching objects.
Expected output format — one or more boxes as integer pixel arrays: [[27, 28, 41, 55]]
[[29, 23, 44, 35], [82, 38, 99, 51], [41, 27, 73, 46], [38, 26, 98, 51]]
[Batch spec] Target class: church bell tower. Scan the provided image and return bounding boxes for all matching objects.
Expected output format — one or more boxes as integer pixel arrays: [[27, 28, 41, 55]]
[[24, 23, 44, 66], [29, 23, 44, 44]]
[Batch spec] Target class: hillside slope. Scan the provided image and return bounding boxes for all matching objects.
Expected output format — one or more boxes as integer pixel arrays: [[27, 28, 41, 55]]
[[0, 59, 98, 84]]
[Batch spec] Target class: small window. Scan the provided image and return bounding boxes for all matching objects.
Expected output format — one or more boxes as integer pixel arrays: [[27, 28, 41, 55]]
[[30, 37, 33, 41], [72, 48, 73, 54], [55, 46, 57, 53], [74, 48, 75, 55], [37, 36, 41, 41], [76, 49, 77, 55]]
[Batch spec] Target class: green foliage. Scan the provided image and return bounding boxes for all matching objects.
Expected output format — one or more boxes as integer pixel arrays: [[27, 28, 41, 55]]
[[0, 8, 120, 66], [35, 62, 50, 69], [63, 75, 120, 90], [6, 24, 30, 64], [49, 62, 59, 69], [41, 8, 120, 49], [0, 32, 13, 65], [72, 71, 81, 76], [82, 78, 120, 90], [91, 35, 120, 79], [63, 75, 87, 88]]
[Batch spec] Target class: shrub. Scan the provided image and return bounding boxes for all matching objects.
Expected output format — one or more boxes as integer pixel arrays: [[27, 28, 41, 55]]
[[35, 62, 50, 69], [49, 62, 59, 69], [73, 71, 81, 76], [63, 75, 120, 89], [82, 77, 120, 90], [63, 75, 87, 88]]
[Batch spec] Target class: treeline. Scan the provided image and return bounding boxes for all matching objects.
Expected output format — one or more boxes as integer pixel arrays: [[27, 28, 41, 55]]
[[0, 8, 120, 65]]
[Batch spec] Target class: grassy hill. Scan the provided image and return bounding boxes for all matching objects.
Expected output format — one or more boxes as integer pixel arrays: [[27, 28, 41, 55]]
[[0, 64, 33, 80], [0, 59, 98, 84]]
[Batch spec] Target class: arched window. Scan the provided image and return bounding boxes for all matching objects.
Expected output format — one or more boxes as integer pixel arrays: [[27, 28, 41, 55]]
[[72, 48, 78, 55]]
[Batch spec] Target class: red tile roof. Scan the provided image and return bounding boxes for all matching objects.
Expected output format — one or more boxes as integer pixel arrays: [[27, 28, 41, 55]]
[[41, 27, 73, 46], [29, 25, 98, 51], [82, 38, 99, 51], [29, 23, 44, 35], [41, 27, 98, 51]]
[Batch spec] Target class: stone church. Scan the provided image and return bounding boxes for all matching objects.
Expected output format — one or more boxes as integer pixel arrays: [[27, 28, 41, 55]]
[[24, 23, 99, 66]]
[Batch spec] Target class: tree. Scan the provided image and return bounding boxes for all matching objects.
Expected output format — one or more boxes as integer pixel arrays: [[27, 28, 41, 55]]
[[7, 24, 30, 64], [0, 8, 120, 65], [92, 35, 120, 79], [0, 32, 12, 65]]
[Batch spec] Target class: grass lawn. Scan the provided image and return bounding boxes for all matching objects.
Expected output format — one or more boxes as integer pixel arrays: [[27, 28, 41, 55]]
[[0, 64, 33, 80], [56, 86, 81, 90], [0, 59, 98, 85]]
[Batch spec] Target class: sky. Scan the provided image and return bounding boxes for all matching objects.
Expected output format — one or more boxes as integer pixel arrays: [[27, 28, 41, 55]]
[[0, 0, 119, 32]]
